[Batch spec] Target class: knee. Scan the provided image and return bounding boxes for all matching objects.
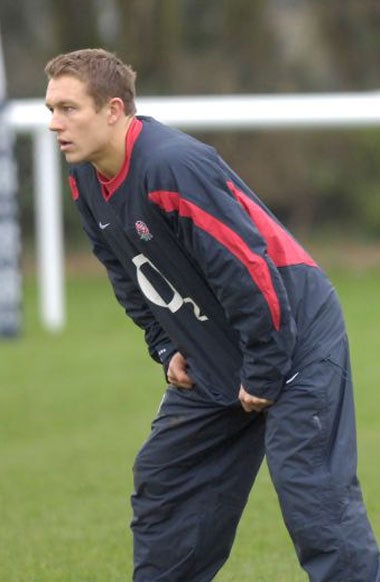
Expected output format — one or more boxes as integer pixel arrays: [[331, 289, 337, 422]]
[[133, 446, 182, 503], [133, 449, 160, 497]]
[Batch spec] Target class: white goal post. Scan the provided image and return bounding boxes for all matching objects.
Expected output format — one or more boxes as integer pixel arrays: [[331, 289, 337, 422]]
[[6, 91, 380, 332]]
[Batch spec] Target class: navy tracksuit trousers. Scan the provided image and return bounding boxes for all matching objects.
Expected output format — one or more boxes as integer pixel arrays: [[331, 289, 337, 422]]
[[131, 334, 379, 581]]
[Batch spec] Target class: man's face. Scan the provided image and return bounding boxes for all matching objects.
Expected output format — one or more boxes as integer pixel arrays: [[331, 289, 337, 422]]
[[45, 75, 112, 166]]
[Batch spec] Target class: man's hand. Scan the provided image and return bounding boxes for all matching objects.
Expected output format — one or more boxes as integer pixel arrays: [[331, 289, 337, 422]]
[[239, 385, 274, 413], [167, 352, 194, 389]]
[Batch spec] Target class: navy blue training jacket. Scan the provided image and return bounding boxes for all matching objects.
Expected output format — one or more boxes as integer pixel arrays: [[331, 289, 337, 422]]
[[69, 116, 344, 404]]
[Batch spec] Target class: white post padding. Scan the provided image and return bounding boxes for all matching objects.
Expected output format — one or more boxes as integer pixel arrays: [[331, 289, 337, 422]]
[[33, 129, 64, 332]]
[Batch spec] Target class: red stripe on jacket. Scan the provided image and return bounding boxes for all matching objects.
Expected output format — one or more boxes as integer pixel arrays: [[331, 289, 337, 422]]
[[148, 189, 281, 331], [69, 175, 79, 200], [227, 180, 317, 268]]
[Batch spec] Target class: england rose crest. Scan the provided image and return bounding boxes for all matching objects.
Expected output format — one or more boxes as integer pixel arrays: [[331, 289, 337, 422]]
[[135, 220, 153, 241]]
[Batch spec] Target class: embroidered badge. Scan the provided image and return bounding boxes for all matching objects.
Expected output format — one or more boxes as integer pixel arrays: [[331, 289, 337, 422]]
[[135, 220, 153, 241]]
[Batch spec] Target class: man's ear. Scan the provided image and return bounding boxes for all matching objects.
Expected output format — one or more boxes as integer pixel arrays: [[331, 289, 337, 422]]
[[108, 97, 125, 124]]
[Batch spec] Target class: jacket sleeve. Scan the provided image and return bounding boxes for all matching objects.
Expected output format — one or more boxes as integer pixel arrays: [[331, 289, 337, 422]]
[[145, 146, 297, 400], [75, 194, 177, 368]]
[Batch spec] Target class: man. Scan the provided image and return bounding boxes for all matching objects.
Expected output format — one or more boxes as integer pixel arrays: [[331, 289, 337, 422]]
[[45, 48, 379, 581]]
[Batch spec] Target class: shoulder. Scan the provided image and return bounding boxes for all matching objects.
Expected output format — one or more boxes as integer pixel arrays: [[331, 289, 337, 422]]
[[69, 162, 95, 180], [68, 162, 96, 201], [139, 117, 216, 172]]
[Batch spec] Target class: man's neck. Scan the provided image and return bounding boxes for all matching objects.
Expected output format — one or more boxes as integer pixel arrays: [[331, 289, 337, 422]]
[[94, 116, 134, 179]]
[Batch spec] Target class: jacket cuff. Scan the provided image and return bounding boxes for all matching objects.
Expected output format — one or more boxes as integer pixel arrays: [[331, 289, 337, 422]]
[[241, 376, 285, 402], [156, 344, 178, 372]]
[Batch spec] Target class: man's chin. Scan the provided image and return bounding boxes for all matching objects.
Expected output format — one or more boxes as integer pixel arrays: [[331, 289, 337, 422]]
[[64, 152, 85, 164]]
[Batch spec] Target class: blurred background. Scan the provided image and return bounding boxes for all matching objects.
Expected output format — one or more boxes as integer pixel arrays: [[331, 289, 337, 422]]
[[1, 0, 380, 259], [1, 2, 379, 580]]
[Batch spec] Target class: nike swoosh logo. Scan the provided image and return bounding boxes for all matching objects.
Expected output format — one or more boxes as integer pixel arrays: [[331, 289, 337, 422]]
[[99, 221, 111, 230], [285, 371, 300, 385]]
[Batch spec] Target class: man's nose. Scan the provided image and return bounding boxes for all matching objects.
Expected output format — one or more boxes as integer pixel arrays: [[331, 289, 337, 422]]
[[48, 112, 63, 132]]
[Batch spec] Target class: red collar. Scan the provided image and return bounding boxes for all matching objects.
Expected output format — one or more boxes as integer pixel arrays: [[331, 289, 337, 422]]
[[97, 117, 143, 201]]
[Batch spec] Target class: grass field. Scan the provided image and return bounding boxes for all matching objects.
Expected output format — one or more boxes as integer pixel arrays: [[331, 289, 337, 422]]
[[1, 265, 379, 581]]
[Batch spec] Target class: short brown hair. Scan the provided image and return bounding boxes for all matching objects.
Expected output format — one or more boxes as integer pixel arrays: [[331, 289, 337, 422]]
[[45, 48, 137, 115]]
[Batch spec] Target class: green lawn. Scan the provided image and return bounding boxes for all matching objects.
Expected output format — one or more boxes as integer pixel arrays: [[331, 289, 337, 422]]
[[1, 268, 379, 581]]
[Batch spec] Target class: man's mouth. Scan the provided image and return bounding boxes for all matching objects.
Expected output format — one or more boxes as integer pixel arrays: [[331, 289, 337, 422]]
[[58, 139, 73, 151]]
